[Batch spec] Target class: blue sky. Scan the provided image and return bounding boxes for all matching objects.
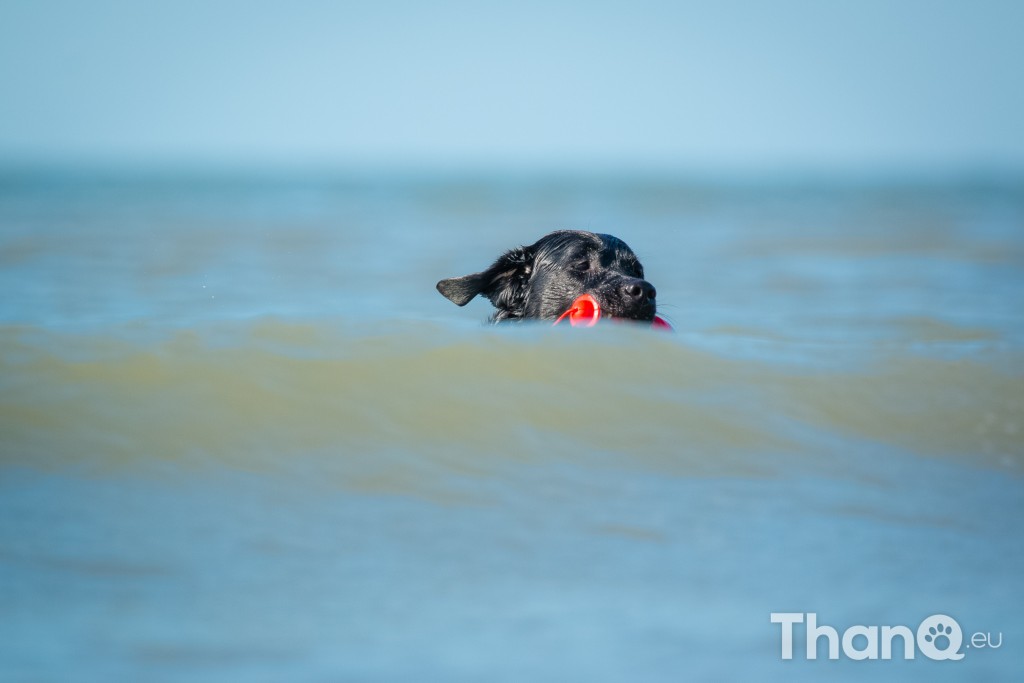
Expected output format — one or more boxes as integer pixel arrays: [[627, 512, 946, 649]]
[[1, 0, 1022, 172]]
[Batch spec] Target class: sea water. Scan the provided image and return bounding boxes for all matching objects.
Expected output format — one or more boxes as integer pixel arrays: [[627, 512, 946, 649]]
[[1, 170, 1022, 681]]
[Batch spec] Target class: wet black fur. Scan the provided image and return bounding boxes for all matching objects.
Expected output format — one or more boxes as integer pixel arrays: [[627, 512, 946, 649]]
[[436, 230, 657, 323]]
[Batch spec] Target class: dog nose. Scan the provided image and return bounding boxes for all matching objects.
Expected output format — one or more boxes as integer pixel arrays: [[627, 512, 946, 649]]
[[622, 280, 656, 301]]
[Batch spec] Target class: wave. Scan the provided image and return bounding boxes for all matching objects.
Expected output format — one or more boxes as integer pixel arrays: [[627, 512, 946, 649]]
[[2, 320, 1021, 497]]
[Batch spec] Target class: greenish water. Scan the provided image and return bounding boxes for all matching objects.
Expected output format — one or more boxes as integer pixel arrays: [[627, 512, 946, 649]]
[[1, 172, 1022, 681]]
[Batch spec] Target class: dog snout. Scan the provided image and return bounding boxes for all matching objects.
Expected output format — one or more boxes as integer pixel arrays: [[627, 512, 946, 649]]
[[621, 279, 656, 303]]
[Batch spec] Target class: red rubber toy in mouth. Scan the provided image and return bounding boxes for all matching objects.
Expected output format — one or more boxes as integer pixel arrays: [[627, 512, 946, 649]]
[[552, 294, 601, 327], [553, 294, 673, 330]]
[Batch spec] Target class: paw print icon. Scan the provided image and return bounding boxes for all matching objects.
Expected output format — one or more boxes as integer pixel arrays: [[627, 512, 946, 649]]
[[917, 614, 965, 660]]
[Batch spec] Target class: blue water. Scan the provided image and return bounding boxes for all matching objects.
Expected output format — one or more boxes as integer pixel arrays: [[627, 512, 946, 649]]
[[1, 170, 1022, 681]]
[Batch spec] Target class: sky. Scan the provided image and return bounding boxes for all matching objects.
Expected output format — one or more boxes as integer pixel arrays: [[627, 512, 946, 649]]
[[1, 0, 1022, 173]]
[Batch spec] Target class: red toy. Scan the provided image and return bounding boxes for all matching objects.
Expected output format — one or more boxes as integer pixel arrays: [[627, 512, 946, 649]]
[[553, 294, 673, 330]]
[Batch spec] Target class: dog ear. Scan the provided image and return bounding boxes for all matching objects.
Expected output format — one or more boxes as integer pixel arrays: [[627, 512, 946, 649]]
[[436, 246, 534, 311], [436, 273, 487, 306]]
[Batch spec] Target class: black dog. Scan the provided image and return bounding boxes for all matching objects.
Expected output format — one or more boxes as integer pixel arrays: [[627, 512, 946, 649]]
[[436, 230, 657, 323]]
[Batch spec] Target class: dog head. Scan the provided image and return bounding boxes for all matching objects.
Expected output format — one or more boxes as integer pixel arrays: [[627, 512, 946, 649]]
[[437, 230, 657, 323]]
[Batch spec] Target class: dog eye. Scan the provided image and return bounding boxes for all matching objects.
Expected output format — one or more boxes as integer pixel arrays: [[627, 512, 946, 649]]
[[574, 260, 590, 272]]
